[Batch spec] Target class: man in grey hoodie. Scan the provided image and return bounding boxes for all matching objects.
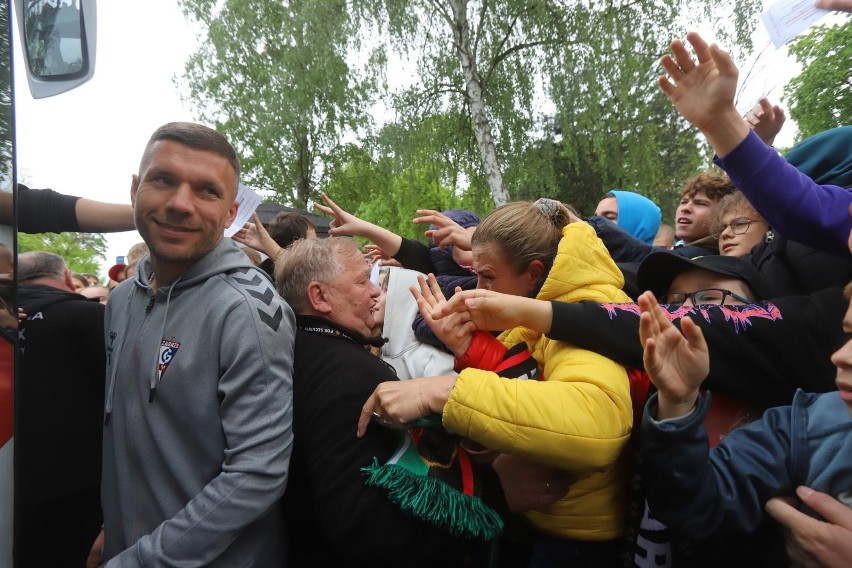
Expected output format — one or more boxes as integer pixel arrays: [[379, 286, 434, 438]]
[[93, 122, 296, 567]]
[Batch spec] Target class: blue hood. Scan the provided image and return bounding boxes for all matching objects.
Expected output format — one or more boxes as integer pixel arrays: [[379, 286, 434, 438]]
[[785, 125, 852, 188], [609, 190, 661, 244]]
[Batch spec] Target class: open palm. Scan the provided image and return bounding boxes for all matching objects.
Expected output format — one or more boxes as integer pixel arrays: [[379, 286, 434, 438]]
[[638, 292, 708, 417], [658, 32, 739, 132]]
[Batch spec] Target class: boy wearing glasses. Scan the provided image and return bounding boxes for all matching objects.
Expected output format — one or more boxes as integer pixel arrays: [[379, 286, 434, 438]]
[[711, 191, 771, 258], [579, 171, 735, 299], [636, 252, 762, 308]]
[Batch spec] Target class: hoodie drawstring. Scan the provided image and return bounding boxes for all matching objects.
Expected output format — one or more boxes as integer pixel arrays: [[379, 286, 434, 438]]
[[104, 285, 136, 425]]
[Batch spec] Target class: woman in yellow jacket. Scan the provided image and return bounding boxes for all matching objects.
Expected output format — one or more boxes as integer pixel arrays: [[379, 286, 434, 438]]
[[357, 199, 633, 568]]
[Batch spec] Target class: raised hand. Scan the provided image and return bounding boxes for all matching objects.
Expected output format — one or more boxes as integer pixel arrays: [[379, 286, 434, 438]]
[[745, 97, 786, 147], [313, 192, 366, 237], [364, 243, 391, 263], [231, 211, 281, 259], [314, 192, 404, 257], [411, 273, 475, 356], [638, 291, 708, 419], [658, 32, 749, 156], [413, 209, 474, 253]]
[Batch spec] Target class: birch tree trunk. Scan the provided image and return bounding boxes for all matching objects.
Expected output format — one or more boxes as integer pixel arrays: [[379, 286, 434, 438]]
[[448, 0, 510, 206]]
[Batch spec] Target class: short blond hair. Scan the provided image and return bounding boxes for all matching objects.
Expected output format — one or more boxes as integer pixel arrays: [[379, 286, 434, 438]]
[[126, 242, 149, 265], [711, 191, 766, 236]]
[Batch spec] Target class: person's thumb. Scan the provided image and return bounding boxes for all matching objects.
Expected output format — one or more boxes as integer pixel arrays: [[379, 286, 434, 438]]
[[796, 486, 852, 526]]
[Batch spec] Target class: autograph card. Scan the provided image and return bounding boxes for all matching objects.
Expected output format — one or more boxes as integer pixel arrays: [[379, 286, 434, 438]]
[[225, 183, 261, 238], [761, 0, 830, 48]]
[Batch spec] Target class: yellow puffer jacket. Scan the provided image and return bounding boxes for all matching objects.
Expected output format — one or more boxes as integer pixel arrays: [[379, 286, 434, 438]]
[[442, 222, 633, 541]]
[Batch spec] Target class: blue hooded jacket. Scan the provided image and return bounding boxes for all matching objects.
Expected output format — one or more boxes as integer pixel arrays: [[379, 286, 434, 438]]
[[608, 190, 661, 245], [785, 125, 852, 188]]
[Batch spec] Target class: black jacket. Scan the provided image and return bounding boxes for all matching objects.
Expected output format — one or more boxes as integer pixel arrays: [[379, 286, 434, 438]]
[[588, 215, 852, 298], [16, 284, 105, 567], [283, 316, 501, 568], [549, 286, 844, 410], [747, 235, 852, 297]]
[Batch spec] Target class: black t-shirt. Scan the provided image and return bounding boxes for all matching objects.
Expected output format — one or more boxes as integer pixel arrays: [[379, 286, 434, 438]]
[[17, 184, 81, 233]]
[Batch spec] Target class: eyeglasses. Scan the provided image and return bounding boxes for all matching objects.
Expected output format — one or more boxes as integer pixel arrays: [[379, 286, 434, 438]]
[[713, 217, 764, 238], [658, 288, 753, 307]]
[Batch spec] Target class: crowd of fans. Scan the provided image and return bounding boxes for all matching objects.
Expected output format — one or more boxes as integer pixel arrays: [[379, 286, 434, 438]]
[[2, 12, 852, 568]]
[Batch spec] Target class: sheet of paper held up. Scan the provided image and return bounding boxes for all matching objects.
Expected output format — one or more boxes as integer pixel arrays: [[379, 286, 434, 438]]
[[224, 183, 262, 238], [761, 0, 830, 48]]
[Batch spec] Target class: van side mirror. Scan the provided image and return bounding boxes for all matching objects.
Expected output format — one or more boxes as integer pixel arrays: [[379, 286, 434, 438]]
[[14, 0, 96, 99]]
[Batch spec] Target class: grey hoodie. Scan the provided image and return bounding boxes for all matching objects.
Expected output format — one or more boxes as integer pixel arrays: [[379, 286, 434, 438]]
[[102, 238, 295, 567]]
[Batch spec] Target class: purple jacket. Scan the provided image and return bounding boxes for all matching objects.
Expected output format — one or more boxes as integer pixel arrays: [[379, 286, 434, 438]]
[[715, 130, 851, 256]]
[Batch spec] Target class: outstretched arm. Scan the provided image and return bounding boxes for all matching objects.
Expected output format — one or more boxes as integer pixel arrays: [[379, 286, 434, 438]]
[[314, 192, 404, 257], [638, 291, 708, 419], [435, 288, 553, 335], [356, 375, 457, 437], [74, 199, 136, 233], [10, 187, 136, 233]]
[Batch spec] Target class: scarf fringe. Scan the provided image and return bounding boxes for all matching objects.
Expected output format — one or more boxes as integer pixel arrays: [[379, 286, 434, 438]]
[[362, 458, 504, 540]]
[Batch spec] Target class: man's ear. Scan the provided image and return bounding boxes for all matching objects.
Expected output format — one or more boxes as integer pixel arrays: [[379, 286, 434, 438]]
[[63, 269, 76, 293], [130, 174, 140, 207], [225, 200, 239, 229], [306, 281, 333, 314]]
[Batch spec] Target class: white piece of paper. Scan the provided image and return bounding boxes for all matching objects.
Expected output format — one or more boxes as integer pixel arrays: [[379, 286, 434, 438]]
[[761, 0, 830, 48], [224, 183, 262, 237]]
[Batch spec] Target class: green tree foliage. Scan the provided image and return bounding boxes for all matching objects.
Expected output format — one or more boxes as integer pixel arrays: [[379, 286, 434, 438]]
[[18, 232, 107, 275], [177, 0, 378, 209], [365, 114, 495, 216], [378, 0, 760, 207], [322, 131, 489, 243], [177, 0, 762, 226], [509, 89, 706, 221], [783, 20, 852, 142]]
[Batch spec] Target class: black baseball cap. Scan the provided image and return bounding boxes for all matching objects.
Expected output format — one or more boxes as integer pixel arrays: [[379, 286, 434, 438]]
[[637, 252, 771, 301]]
